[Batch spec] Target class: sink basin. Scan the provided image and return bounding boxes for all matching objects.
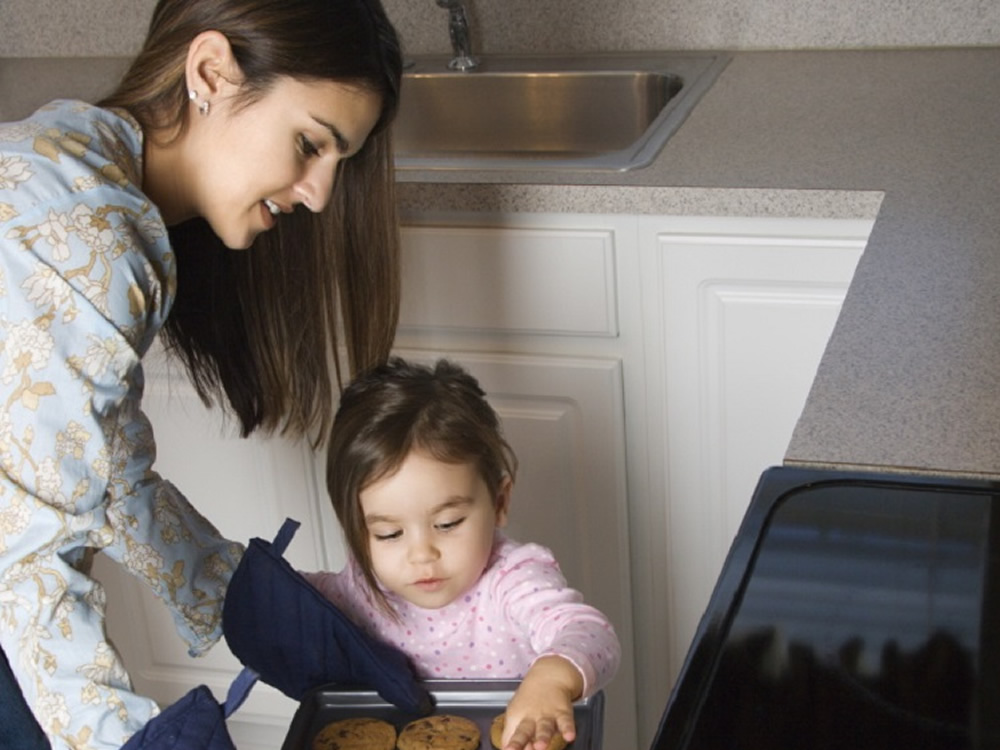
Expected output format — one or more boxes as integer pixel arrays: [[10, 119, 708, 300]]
[[393, 52, 730, 172]]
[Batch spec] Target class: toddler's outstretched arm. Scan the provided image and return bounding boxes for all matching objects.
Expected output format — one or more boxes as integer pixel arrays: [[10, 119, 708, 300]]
[[502, 655, 584, 750]]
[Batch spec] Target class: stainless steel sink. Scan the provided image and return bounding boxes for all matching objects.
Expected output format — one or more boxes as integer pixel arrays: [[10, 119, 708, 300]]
[[393, 52, 730, 172]]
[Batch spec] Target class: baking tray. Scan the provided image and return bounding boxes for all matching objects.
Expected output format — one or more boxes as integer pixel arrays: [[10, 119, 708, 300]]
[[282, 680, 604, 750]]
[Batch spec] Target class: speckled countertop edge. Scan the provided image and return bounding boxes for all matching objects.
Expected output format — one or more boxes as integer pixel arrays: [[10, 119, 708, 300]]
[[396, 183, 884, 220]]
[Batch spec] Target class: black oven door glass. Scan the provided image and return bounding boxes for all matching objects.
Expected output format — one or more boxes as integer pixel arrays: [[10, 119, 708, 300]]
[[654, 468, 1000, 750]]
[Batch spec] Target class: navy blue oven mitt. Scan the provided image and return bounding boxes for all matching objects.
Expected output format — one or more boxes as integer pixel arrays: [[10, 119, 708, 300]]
[[120, 674, 253, 750], [221, 518, 433, 716]]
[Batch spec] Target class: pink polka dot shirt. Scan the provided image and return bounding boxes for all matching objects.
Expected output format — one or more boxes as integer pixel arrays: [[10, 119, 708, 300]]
[[303, 534, 620, 697]]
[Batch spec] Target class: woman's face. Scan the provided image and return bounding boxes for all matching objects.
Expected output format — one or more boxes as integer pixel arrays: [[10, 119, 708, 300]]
[[187, 76, 382, 249], [360, 450, 510, 610]]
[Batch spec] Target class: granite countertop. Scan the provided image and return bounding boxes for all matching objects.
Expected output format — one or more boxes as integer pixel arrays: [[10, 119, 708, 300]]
[[3, 48, 999, 478], [398, 47, 1000, 480]]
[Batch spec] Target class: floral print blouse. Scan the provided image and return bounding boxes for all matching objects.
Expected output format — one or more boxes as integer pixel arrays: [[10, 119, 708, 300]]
[[0, 100, 244, 750]]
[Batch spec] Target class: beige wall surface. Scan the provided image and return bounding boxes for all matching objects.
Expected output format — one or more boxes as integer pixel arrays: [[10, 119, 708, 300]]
[[1, 0, 999, 58]]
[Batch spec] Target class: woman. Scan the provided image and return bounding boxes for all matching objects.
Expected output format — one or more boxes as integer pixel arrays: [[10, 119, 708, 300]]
[[0, 1, 402, 747]]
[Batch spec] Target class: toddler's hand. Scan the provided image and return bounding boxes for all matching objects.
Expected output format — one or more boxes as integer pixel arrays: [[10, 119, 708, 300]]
[[501, 656, 584, 750]]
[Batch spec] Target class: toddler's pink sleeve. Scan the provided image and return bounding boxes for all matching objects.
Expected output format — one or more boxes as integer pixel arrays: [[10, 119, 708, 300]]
[[494, 545, 621, 697]]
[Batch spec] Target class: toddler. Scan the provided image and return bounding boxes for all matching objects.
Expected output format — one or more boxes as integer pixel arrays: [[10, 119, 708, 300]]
[[304, 357, 620, 750]]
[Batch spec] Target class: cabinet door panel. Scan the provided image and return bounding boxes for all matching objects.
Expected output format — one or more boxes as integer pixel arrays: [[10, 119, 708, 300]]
[[646, 217, 872, 693], [400, 223, 618, 336]]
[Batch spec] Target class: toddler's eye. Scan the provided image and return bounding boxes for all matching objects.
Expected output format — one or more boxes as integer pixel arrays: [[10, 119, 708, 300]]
[[372, 529, 401, 541], [436, 518, 465, 532]]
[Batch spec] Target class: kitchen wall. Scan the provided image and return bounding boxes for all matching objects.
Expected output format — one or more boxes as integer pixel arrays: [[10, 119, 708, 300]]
[[2, 0, 998, 57]]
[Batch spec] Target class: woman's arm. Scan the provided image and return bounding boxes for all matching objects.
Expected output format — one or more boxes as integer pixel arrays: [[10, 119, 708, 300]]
[[0, 203, 165, 746], [0, 118, 238, 746]]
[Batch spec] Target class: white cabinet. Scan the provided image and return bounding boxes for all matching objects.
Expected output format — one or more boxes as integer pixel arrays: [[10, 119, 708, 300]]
[[94, 207, 872, 750], [395, 211, 872, 749]]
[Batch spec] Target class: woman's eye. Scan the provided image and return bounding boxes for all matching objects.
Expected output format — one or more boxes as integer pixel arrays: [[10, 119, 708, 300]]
[[298, 134, 320, 157], [437, 518, 465, 532]]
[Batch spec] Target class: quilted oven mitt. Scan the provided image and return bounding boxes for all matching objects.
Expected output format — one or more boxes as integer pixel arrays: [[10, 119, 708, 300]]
[[120, 677, 250, 750], [221, 518, 433, 715]]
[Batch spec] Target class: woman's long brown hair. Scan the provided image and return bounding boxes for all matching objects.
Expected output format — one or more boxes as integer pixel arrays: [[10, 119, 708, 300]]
[[99, 0, 403, 447]]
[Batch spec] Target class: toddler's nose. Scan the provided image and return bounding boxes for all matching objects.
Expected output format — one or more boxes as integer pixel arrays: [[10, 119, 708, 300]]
[[408, 537, 441, 564]]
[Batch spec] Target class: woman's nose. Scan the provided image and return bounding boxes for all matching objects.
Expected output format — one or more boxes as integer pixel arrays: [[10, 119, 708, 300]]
[[294, 160, 337, 213]]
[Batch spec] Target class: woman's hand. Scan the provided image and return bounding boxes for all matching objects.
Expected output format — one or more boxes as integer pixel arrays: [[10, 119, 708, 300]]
[[501, 655, 584, 750]]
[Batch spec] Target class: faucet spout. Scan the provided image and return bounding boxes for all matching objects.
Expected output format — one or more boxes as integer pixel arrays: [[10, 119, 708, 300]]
[[435, 0, 479, 71]]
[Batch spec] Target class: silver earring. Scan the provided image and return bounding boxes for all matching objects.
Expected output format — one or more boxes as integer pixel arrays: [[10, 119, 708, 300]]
[[188, 89, 210, 116]]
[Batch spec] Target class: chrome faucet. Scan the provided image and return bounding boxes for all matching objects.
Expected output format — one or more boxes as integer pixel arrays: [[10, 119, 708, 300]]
[[436, 0, 479, 71]]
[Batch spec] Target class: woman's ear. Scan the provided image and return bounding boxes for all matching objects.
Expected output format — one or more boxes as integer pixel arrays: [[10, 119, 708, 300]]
[[185, 30, 242, 102], [494, 476, 513, 528]]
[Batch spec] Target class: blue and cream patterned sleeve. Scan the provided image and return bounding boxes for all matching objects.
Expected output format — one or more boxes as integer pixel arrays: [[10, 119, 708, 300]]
[[0, 101, 244, 750]]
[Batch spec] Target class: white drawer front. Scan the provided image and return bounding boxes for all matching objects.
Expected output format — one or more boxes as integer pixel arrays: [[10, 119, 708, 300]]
[[400, 223, 618, 336]]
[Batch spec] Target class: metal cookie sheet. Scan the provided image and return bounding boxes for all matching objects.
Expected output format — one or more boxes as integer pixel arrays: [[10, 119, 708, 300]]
[[282, 680, 604, 750]]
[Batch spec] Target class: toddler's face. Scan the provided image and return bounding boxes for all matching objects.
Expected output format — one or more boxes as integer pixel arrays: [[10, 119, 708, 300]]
[[360, 450, 509, 609]]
